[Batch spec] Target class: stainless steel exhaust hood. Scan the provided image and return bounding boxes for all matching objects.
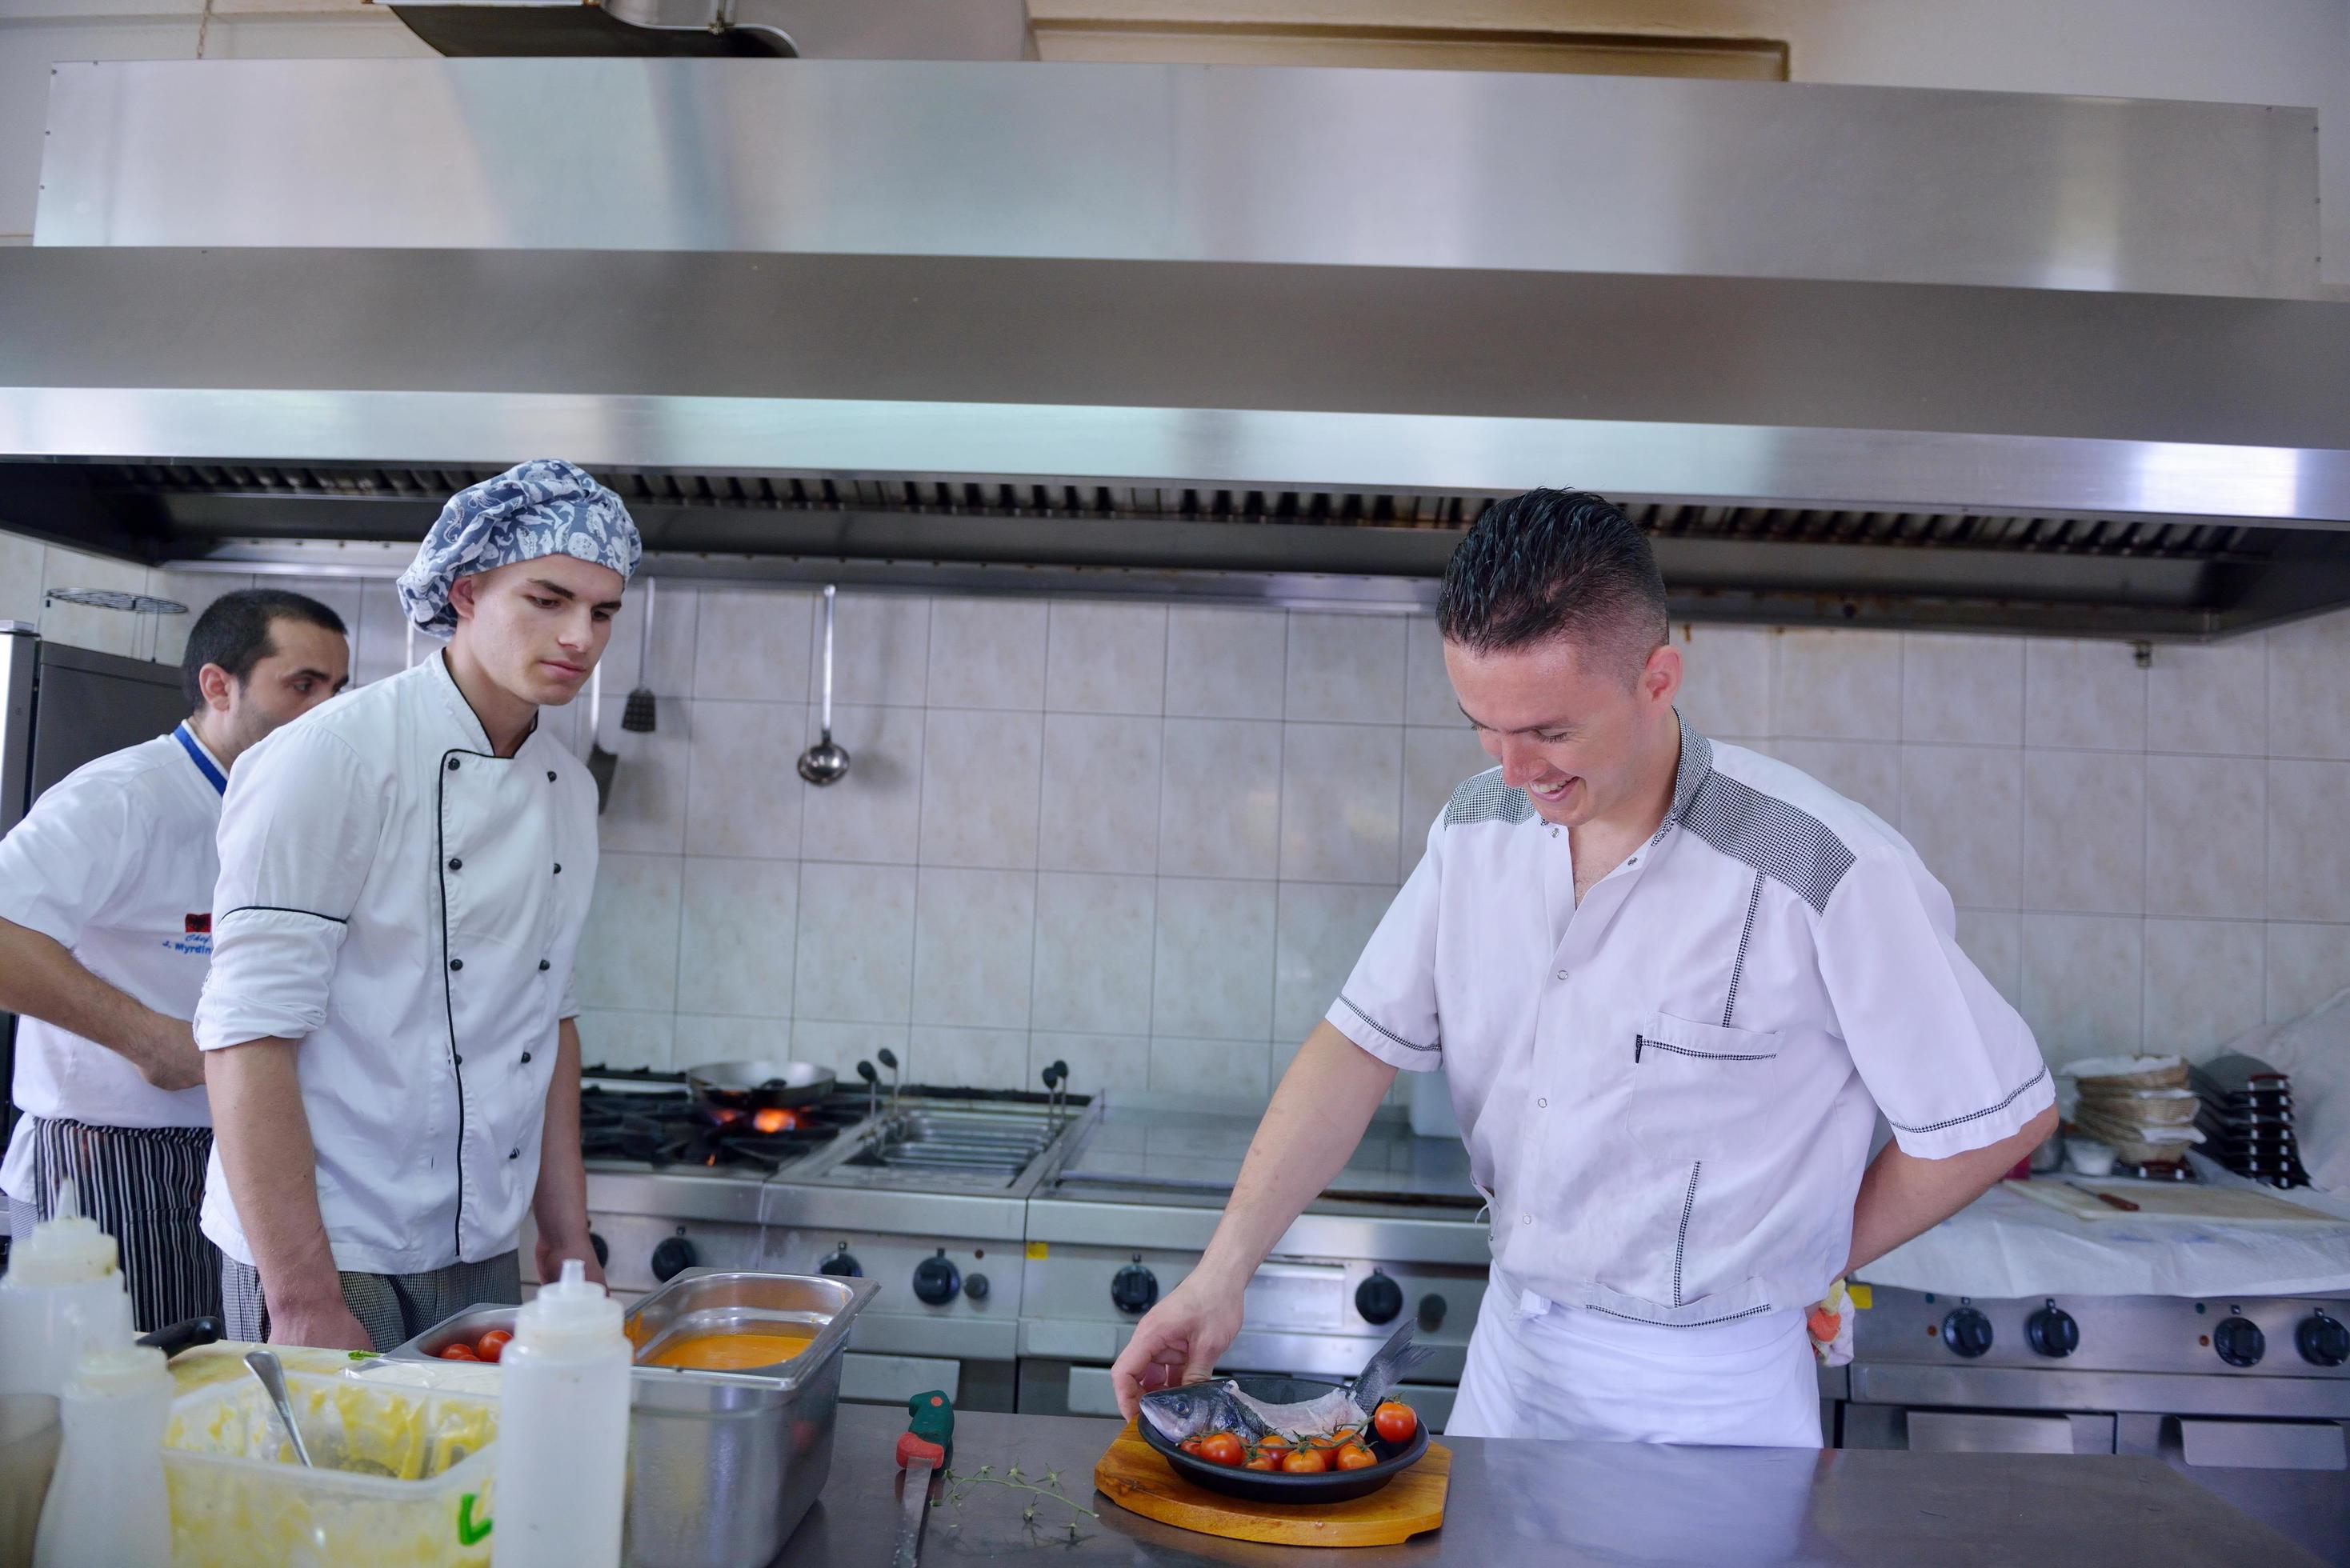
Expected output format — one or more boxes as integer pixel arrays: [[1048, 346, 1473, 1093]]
[[5, 59, 2347, 637]]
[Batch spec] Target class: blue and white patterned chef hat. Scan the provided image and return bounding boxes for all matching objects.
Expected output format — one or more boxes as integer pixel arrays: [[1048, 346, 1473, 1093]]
[[396, 458, 643, 639]]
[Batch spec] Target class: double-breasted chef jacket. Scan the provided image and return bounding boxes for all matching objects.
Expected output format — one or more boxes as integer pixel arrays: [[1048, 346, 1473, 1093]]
[[1330, 717, 2052, 1330], [194, 651, 598, 1275], [0, 725, 227, 1200]]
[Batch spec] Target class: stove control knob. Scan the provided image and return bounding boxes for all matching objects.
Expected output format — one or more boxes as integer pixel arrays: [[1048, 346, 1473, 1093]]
[[1111, 1256, 1158, 1316], [914, 1249, 962, 1306], [651, 1236, 698, 1283], [1418, 1294, 1448, 1333], [2296, 1311, 2349, 1368], [819, 1246, 863, 1278], [1942, 1306, 1993, 1359], [1355, 1270, 1403, 1326], [2214, 1314, 2266, 1368], [588, 1231, 609, 1270], [2025, 1302, 2079, 1359], [965, 1273, 991, 1302]]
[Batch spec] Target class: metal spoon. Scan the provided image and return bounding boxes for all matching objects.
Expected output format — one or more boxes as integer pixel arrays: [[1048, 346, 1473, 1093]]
[[244, 1349, 314, 1468], [797, 585, 851, 786]]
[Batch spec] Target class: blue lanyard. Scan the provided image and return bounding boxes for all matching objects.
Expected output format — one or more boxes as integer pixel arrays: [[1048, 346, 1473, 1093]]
[[173, 723, 227, 796]]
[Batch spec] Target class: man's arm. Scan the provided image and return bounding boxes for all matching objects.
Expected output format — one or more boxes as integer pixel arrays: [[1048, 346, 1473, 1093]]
[[204, 1038, 373, 1350], [0, 917, 201, 1090], [530, 1018, 605, 1286], [1844, 1103, 2058, 1275], [1109, 1021, 1396, 1419]]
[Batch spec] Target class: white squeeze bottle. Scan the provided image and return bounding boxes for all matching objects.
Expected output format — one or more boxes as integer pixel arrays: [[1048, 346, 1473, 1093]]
[[0, 1182, 132, 1398], [492, 1260, 631, 1568], [32, 1310, 174, 1567]]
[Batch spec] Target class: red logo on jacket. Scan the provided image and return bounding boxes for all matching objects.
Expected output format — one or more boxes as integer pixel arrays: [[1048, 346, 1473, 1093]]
[[185, 914, 211, 935]]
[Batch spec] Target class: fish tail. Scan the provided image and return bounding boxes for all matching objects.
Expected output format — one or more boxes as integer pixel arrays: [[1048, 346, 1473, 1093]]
[[1350, 1323, 1435, 1410]]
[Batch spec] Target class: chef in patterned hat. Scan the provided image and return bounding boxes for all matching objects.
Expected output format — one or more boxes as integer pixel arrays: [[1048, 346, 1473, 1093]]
[[198, 459, 637, 1350]]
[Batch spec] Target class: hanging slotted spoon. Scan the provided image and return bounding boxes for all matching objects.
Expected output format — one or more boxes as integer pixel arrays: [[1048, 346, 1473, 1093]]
[[797, 585, 850, 786]]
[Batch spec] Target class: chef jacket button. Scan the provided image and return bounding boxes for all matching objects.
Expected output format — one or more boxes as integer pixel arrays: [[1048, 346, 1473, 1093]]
[[521, 1051, 532, 1064], [1555, 969, 1568, 981], [546, 770, 557, 782], [553, 862, 562, 875], [538, 959, 550, 971], [447, 758, 461, 772], [448, 857, 462, 871], [1549, 826, 1559, 838], [450, 958, 463, 971], [1538, 1098, 1547, 1108], [1521, 1214, 1531, 1225], [453, 1054, 462, 1066], [510, 1147, 522, 1160]]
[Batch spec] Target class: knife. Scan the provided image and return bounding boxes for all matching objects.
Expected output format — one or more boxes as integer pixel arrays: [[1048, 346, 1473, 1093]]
[[2069, 1182, 2140, 1212], [892, 1390, 955, 1568]]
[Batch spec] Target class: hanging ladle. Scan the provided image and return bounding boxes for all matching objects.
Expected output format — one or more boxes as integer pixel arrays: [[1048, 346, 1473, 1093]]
[[797, 584, 851, 786]]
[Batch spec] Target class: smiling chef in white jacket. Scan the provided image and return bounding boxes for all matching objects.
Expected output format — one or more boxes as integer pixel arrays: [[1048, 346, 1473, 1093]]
[[1112, 489, 2058, 1447], [195, 459, 635, 1350]]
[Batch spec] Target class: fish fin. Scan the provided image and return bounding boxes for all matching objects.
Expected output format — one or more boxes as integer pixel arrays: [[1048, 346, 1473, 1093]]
[[1347, 1322, 1435, 1410]]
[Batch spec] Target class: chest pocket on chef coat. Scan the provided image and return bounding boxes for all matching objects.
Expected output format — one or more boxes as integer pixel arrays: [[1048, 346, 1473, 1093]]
[[1628, 1010, 1784, 1165]]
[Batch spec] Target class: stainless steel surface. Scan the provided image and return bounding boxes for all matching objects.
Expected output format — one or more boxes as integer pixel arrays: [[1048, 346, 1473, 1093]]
[[384, 1302, 519, 1362], [774, 1402, 2323, 1565], [888, 1450, 932, 1568], [240, 1350, 314, 1468], [390, 0, 1031, 63], [34, 60, 2322, 300], [1854, 1287, 2350, 1382], [795, 585, 848, 786], [21, 643, 191, 806], [621, 1270, 878, 1568], [0, 627, 34, 839]]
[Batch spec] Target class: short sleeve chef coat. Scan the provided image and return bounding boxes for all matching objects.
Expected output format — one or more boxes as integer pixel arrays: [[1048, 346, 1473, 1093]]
[[194, 652, 597, 1275], [1327, 718, 2052, 1329], [0, 726, 228, 1202]]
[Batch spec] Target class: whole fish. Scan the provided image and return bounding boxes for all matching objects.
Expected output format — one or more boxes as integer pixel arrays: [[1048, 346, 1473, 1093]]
[[1139, 1322, 1432, 1445]]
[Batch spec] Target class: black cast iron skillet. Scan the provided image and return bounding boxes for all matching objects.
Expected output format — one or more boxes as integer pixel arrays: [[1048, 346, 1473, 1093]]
[[1138, 1375, 1429, 1504]]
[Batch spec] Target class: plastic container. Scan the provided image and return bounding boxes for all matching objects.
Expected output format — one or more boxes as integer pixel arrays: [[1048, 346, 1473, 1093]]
[[34, 1332, 172, 1566], [162, 1370, 498, 1568], [0, 1182, 133, 1400], [490, 1260, 630, 1568]]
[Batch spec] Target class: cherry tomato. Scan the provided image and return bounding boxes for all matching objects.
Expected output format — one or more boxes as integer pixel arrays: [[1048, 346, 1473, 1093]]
[[1179, 1436, 1205, 1456], [1196, 1431, 1245, 1467], [1279, 1447, 1328, 1474], [1335, 1442, 1378, 1470], [1255, 1433, 1292, 1452], [438, 1343, 479, 1362], [475, 1329, 512, 1363], [1372, 1402, 1418, 1444], [1243, 1450, 1280, 1471]]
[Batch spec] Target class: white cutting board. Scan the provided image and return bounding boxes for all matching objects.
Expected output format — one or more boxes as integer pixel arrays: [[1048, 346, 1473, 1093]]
[[2004, 1178, 2339, 1224]]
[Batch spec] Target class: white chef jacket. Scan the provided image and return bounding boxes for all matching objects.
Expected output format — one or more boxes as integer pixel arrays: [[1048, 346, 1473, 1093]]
[[194, 651, 595, 1275], [1329, 717, 2051, 1330], [0, 726, 227, 1202]]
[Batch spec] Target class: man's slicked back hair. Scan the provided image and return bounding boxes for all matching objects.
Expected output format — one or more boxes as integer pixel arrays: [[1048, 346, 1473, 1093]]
[[1435, 489, 1669, 682], [182, 588, 348, 710]]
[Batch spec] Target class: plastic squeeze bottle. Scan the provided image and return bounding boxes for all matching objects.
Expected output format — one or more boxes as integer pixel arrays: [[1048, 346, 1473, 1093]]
[[31, 1311, 174, 1567], [491, 1259, 631, 1568], [0, 1182, 133, 1399]]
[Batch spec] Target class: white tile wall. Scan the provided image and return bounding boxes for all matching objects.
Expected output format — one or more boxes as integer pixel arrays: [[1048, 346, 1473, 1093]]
[[16, 520, 2345, 1096]]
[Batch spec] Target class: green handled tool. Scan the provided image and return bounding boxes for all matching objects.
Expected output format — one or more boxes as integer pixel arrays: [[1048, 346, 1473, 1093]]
[[891, 1390, 955, 1568]]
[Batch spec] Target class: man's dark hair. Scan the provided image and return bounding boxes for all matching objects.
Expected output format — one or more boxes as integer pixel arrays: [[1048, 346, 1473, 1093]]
[[182, 588, 348, 710], [1435, 489, 1669, 682]]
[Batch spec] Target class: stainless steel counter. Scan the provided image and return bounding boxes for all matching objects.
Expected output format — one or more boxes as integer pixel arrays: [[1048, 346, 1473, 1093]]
[[778, 1403, 2324, 1566]]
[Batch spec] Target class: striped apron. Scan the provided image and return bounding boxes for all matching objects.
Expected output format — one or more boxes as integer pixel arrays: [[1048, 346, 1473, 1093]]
[[6, 1114, 220, 1334]]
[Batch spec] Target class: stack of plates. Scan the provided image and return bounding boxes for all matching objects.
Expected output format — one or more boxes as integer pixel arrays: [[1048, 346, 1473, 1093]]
[[2192, 1052, 2309, 1189], [2061, 1055, 2205, 1169]]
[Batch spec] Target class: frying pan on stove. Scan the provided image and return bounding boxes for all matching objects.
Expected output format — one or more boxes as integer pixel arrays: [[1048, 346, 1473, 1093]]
[[684, 1059, 837, 1117]]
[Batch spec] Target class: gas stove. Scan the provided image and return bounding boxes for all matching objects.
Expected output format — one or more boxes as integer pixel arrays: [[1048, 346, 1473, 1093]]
[[578, 1079, 862, 1173]]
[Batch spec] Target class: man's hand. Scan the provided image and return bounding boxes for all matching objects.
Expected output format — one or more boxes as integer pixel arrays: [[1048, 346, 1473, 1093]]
[[536, 1230, 607, 1289], [132, 1015, 204, 1092], [266, 1288, 375, 1352], [1110, 1270, 1246, 1422]]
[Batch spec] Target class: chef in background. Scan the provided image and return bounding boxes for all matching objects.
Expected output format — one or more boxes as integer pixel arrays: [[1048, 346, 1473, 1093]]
[[1114, 489, 2055, 1446], [197, 460, 631, 1350], [0, 589, 349, 1329]]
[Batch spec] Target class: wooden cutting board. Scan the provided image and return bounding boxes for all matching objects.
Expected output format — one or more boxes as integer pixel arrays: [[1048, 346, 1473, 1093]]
[[2004, 1179, 2344, 1225], [1093, 1422, 1449, 1547]]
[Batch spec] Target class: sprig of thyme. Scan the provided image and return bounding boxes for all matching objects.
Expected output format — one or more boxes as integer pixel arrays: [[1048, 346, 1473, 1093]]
[[937, 1459, 1099, 1543]]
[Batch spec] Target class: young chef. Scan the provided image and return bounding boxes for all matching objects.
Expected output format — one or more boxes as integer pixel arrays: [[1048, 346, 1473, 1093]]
[[0, 589, 349, 1330], [1113, 489, 2056, 1446], [196, 459, 633, 1350]]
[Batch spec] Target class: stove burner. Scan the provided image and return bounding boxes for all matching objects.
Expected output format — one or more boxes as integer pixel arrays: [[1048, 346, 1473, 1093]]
[[579, 1082, 856, 1171]]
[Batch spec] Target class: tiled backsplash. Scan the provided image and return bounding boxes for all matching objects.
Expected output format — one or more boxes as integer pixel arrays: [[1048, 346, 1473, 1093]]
[[12, 527, 2349, 1100]]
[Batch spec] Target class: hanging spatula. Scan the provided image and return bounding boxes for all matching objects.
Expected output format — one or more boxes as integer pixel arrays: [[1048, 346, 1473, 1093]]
[[586, 659, 619, 813], [622, 578, 658, 734]]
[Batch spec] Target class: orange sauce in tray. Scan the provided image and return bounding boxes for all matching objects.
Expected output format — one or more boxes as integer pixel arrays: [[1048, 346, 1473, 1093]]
[[640, 1327, 816, 1370]]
